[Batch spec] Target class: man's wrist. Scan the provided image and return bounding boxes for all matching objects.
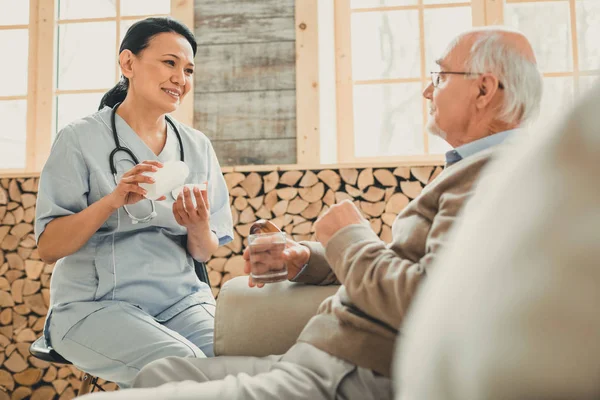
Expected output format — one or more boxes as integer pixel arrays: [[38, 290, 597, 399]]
[[289, 262, 309, 282]]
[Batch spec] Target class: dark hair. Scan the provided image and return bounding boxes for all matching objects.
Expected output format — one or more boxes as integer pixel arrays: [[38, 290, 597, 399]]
[[98, 17, 197, 110]]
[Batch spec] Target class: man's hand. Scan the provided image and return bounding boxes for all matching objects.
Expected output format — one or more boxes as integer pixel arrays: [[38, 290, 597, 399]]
[[242, 239, 310, 288], [314, 200, 368, 247]]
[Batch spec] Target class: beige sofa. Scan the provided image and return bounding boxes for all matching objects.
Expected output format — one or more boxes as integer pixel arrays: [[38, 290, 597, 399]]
[[214, 276, 340, 357]]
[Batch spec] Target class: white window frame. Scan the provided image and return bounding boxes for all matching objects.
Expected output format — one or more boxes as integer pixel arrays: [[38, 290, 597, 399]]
[[332, 0, 489, 164], [329, 0, 600, 165], [0, 0, 194, 176]]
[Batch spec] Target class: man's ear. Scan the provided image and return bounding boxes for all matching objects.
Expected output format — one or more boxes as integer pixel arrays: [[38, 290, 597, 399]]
[[119, 50, 135, 79], [476, 73, 500, 109]]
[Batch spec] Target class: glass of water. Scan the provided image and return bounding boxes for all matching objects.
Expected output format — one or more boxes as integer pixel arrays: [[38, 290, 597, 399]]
[[248, 232, 288, 284]]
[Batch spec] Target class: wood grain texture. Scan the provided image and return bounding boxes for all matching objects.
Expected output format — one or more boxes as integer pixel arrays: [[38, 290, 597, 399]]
[[211, 139, 297, 166], [194, 0, 294, 20], [195, 15, 294, 45], [195, 90, 296, 141], [194, 42, 296, 93]]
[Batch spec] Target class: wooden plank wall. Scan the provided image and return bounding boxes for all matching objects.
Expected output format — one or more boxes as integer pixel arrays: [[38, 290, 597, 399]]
[[193, 0, 297, 166]]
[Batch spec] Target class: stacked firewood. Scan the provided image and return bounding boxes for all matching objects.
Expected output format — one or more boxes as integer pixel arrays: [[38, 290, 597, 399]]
[[208, 166, 442, 297], [0, 165, 442, 398], [0, 178, 117, 399]]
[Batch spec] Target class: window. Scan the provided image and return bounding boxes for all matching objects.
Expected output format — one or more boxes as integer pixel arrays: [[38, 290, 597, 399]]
[[504, 0, 600, 128], [329, 0, 600, 163], [0, 1, 30, 170], [54, 0, 171, 137], [0, 0, 194, 174]]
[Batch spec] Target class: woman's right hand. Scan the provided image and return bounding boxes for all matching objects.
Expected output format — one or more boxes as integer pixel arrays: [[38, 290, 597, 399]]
[[242, 238, 310, 288], [106, 161, 165, 210]]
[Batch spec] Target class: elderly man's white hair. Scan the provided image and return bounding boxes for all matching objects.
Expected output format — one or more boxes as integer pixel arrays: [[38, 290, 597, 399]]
[[444, 27, 543, 125]]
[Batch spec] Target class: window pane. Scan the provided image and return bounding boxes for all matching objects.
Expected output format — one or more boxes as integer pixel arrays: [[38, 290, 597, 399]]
[[424, 7, 472, 71], [353, 83, 424, 157], [428, 130, 452, 154], [121, 0, 170, 16], [351, 10, 420, 80], [0, 100, 27, 169], [120, 19, 141, 44], [351, 0, 418, 8], [0, 30, 29, 96], [579, 75, 600, 98], [577, 0, 600, 72], [0, 0, 29, 25], [505, 2, 572, 73], [535, 77, 575, 129], [57, 22, 117, 90], [58, 0, 116, 20], [56, 93, 105, 137]]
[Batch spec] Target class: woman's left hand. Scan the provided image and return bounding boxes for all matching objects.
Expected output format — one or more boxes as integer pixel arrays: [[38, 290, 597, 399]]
[[173, 184, 210, 230]]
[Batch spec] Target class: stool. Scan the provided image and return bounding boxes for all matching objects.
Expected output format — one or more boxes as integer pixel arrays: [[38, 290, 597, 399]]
[[29, 336, 100, 395], [28, 259, 211, 394]]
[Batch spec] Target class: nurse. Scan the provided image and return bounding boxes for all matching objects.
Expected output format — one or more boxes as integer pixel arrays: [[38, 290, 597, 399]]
[[34, 17, 233, 387]]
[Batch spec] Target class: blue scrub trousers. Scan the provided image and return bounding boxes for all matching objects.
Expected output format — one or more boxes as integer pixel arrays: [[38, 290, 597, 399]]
[[48, 301, 215, 388]]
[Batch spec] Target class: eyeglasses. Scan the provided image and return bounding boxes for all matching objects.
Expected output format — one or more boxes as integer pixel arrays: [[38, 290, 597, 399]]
[[430, 71, 504, 90]]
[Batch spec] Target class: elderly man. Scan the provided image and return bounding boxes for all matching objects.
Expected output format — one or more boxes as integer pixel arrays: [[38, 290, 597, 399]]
[[83, 27, 541, 400], [394, 76, 600, 400]]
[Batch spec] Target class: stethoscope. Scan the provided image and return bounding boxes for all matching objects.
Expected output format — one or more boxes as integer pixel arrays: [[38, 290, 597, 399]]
[[110, 101, 185, 224]]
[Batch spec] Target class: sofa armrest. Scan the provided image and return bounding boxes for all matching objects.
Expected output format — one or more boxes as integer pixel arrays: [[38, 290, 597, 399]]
[[214, 276, 340, 357]]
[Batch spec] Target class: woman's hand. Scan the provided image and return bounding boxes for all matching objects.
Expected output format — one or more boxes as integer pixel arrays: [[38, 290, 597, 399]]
[[106, 161, 165, 210], [173, 183, 210, 230]]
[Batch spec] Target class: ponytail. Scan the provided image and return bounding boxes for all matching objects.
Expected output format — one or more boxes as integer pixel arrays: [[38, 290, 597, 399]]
[[98, 78, 129, 110]]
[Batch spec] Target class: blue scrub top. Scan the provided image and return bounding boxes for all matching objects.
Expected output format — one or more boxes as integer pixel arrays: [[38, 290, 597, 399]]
[[35, 106, 233, 341]]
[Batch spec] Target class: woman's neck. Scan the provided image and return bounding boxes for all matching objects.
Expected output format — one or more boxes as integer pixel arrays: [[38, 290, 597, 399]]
[[116, 96, 167, 138]]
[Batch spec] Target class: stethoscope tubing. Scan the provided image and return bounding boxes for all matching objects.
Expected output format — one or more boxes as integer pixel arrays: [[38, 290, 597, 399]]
[[109, 102, 185, 224]]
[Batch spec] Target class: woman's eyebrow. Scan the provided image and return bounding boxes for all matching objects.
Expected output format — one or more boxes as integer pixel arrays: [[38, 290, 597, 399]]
[[162, 53, 195, 67]]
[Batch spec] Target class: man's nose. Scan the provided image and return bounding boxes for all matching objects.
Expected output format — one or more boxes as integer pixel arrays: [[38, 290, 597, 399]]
[[423, 82, 433, 99]]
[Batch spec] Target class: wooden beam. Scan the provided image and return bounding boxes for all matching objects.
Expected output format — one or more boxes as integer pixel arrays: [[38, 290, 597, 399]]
[[0, 170, 41, 178], [351, 3, 471, 13], [334, 0, 356, 163], [472, 0, 486, 27], [418, 0, 428, 154], [220, 154, 444, 173], [0, 24, 29, 30], [542, 72, 578, 78], [115, 0, 121, 86], [55, 88, 109, 95], [25, 0, 40, 173], [485, 0, 504, 24], [170, 0, 195, 127], [56, 14, 166, 24], [505, 0, 565, 3], [568, 0, 580, 95], [29, 0, 55, 172], [355, 77, 422, 85], [1, 155, 444, 177], [0, 95, 28, 101], [295, 0, 320, 164]]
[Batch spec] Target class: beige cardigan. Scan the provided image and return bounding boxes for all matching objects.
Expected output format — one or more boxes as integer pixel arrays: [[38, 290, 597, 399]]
[[293, 148, 496, 377], [395, 83, 600, 399]]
